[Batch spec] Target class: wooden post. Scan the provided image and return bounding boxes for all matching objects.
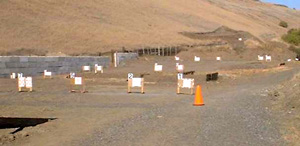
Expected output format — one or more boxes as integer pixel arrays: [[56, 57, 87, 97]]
[[177, 79, 181, 94], [111, 50, 115, 63], [128, 79, 132, 93], [141, 78, 144, 94], [158, 47, 160, 56], [143, 47, 145, 55]]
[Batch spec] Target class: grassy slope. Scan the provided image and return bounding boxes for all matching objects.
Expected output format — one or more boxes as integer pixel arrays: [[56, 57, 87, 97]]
[[0, 0, 299, 54]]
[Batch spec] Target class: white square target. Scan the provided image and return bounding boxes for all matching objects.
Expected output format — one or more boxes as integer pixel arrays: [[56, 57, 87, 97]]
[[74, 77, 82, 85]]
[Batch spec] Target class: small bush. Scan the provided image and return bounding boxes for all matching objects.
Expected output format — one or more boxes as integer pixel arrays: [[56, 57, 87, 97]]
[[282, 28, 300, 46], [279, 21, 288, 28]]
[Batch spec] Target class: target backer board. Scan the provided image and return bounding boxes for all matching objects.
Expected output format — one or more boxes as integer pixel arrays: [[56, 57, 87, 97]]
[[95, 65, 103, 73], [154, 64, 163, 72], [17, 73, 23, 78], [266, 55, 272, 62], [70, 77, 86, 93], [177, 73, 183, 80], [194, 56, 200, 62], [177, 78, 194, 95], [176, 64, 184, 72], [10, 73, 16, 79], [258, 55, 264, 61], [18, 77, 33, 92], [82, 66, 91, 72], [127, 73, 144, 93], [44, 70, 52, 78], [70, 72, 76, 79]]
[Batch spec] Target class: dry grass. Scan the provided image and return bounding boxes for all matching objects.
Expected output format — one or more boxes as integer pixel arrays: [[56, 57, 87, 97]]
[[0, 0, 299, 55]]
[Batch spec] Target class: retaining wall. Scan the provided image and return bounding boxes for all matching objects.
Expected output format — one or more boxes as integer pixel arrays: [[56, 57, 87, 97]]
[[0, 56, 110, 77], [115, 53, 139, 67]]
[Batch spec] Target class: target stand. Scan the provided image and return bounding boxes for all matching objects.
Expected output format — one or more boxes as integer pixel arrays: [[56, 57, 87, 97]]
[[70, 77, 87, 93], [82, 66, 91, 72], [128, 78, 145, 94], [44, 70, 52, 79], [95, 65, 104, 74], [177, 78, 194, 95], [18, 77, 33, 92], [154, 63, 163, 73]]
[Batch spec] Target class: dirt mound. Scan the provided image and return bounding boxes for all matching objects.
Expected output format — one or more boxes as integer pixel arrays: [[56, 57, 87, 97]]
[[0, 0, 299, 55]]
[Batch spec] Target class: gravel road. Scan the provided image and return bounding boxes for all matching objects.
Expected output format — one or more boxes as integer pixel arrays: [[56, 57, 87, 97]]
[[76, 68, 300, 146]]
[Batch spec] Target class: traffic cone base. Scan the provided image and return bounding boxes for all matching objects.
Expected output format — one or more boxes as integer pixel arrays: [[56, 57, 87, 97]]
[[193, 103, 204, 106]]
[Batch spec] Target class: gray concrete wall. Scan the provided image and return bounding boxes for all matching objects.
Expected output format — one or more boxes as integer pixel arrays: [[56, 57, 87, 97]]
[[0, 56, 110, 77], [116, 53, 138, 66]]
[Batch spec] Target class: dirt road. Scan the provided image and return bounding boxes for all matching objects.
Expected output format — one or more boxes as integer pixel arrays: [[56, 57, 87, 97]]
[[0, 58, 299, 145]]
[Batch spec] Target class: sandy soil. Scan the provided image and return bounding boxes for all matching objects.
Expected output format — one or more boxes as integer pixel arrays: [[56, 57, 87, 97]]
[[0, 56, 299, 145]]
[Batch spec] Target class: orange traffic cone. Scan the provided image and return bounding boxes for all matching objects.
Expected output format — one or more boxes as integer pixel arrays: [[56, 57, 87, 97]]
[[193, 85, 204, 106]]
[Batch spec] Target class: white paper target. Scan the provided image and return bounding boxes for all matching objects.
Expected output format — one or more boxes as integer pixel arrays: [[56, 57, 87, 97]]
[[70, 73, 76, 78], [177, 73, 183, 79], [11, 73, 16, 79], [45, 71, 52, 76], [132, 78, 142, 87], [74, 77, 82, 85], [18, 77, 25, 87], [265, 55, 272, 61], [182, 79, 193, 88], [194, 56, 200, 62], [25, 77, 32, 87], [216, 57, 221, 61], [96, 66, 103, 71], [83, 66, 90, 71], [258, 55, 264, 61], [177, 65, 184, 71], [175, 56, 180, 61], [18, 73, 23, 78], [154, 65, 163, 71], [128, 73, 134, 79]]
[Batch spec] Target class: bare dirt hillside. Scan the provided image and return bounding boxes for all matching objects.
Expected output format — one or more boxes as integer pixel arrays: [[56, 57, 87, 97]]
[[0, 0, 299, 55]]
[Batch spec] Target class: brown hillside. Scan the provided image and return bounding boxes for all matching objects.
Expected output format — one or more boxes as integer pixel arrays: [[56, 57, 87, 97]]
[[0, 0, 299, 55]]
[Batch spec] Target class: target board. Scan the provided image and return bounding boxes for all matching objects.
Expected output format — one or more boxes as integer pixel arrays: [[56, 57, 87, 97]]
[[70, 77, 87, 93], [18, 77, 33, 92], [154, 63, 163, 72], [44, 70, 52, 78], [82, 66, 91, 72], [177, 78, 194, 95], [127, 73, 144, 94]]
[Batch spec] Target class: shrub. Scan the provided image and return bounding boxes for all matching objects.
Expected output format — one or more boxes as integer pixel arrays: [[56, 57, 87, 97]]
[[279, 21, 288, 28], [282, 28, 300, 46]]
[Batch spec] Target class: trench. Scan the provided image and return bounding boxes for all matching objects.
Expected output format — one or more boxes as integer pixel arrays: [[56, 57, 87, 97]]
[[0, 117, 56, 134]]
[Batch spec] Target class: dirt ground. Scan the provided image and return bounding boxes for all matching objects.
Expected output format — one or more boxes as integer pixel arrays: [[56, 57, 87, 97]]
[[0, 55, 299, 146], [267, 72, 300, 145]]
